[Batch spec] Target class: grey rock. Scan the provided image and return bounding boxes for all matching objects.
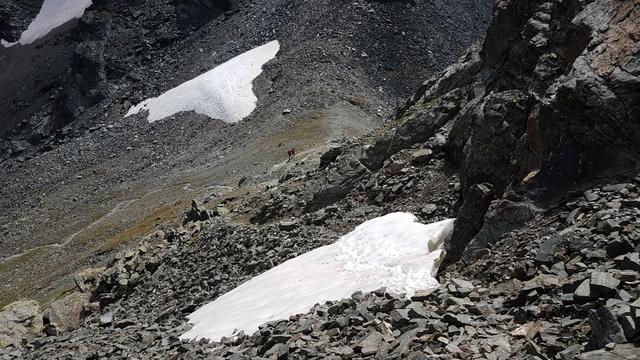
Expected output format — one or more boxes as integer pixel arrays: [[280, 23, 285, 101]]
[[559, 344, 584, 360], [421, 204, 438, 215], [390, 309, 411, 328], [99, 312, 113, 327], [0, 300, 43, 348], [578, 343, 640, 360], [589, 306, 626, 349], [410, 288, 437, 301], [278, 220, 299, 231], [606, 240, 634, 258], [354, 330, 383, 356], [462, 199, 539, 263], [584, 191, 600, 202], [574, 279, 594, 301], [617, 310, 639, 342], [361, 90, 461, 170], [615, 253, 640, 272], [319, 146, 344, 170], [43, 292, 88, 331], [305, 155, 369, 212], [590, 271, 620, 296], [535, 234, 565, 265], [183, 200, 211, 225], [442, 313, 473, 327], [410, 149, 433, 165], [445, 182, 494, 263]]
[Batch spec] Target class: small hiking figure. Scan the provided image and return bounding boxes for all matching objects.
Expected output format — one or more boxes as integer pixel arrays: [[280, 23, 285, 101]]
[[287, 148, 296, 161]]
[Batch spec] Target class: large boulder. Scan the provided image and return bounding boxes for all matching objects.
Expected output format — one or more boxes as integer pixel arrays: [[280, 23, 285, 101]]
[[462, 199, 541, 262], [43, 292, 89, 331], [0, 300, 43, 348], [444, 183, 494, 264], [305, 154, 370, 212], [360, 88, 465, 171]]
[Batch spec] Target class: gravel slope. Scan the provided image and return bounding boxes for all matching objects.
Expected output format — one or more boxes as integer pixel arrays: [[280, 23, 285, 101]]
[[0, 0, 493, 305]]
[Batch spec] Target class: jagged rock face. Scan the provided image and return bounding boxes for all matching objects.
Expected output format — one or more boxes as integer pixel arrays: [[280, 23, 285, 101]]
[[396, 0, 640, 261], [457, 0, 640, 195]]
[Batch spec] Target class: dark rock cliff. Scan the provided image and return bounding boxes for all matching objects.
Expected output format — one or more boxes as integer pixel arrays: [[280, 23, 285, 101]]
[[394, 0, 640, 262]]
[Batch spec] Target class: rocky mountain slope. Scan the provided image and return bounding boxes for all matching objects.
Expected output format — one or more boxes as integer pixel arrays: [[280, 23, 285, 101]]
[[0, 0, 40, 43], [2, 0, 640, 359], [0, 0, 492, 308]]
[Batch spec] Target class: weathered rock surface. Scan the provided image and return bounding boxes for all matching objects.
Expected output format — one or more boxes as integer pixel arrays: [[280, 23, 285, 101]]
[[0, 301, 42, 348], [395, 0, 640, 260], [43, 292, 89, 332]]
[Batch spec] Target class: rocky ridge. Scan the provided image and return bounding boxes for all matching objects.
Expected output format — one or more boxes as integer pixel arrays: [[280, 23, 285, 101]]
[[389, 0, 640, 263]]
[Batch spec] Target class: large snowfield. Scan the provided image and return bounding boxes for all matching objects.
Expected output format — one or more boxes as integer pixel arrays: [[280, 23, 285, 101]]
[[1, 0, 93, 47], [125, 41, 280, 123], [182, 213, 455, 341]]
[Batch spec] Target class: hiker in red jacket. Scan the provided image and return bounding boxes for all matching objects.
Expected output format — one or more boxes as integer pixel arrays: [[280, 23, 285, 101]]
[[287, 148, 296, 161]]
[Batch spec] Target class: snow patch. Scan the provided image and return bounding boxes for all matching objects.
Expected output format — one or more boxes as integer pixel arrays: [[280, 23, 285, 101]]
[[125, 40, 280, 123], [181, 213, 454, 341], [1, 0, 93, 47]]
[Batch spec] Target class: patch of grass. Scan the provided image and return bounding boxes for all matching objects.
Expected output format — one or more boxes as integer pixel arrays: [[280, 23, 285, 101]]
[[99, 199, 190, 253]]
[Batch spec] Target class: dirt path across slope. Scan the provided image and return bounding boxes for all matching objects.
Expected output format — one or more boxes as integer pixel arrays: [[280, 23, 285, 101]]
[[0, 102, 375, 307]]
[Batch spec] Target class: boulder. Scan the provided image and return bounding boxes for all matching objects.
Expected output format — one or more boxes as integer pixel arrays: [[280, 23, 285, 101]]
[[445, 183, 494, 264], [183, 200, 212, 224], [590, 272, 620, 296], [0, 300, 43, 348], [354, 330, 384, 355], [361, 90, 462, 171], [410, 149, 433, 165], [278, 220, 299, 231], [588, 306, 626, 349], [305, 155, 369, 212], [43, 292, 89, 331], [462, 199, 540, 262]]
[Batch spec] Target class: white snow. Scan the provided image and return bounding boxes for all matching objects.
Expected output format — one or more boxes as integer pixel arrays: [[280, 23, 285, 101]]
[[181, 213, 455, 341], [1, 0, 93, 47], [125, 40, 280, 123]]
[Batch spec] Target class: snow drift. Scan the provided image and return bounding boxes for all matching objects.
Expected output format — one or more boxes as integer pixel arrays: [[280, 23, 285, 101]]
[[1, 0, 93, 47], [182, 213, 454, 341], [125, 40, 280, 123]]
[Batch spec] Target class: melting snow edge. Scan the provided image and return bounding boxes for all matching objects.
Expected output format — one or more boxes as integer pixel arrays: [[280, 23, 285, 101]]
[[125, 40, 280, 124], [181, 213, 455, 342]]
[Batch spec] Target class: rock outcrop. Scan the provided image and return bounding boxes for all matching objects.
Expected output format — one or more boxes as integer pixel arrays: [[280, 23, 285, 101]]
[[394, 0, 640, 262]]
